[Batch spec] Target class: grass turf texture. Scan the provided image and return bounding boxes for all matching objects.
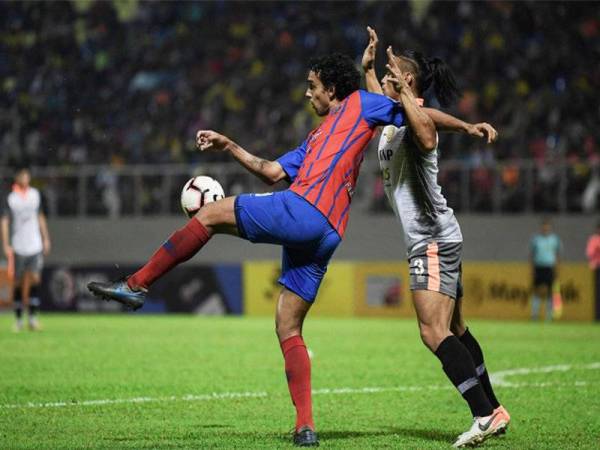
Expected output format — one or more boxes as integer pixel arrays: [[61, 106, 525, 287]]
[[0, 314, 599, 449]]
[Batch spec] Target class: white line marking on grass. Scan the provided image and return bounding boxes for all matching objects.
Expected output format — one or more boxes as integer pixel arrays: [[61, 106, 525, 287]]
[[0, 391, 267, 410], [490, 362, 600, 387], [1, 362, 598, 410]]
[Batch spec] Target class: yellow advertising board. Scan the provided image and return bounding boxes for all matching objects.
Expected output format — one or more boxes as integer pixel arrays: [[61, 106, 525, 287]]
[[244, 261, 595, 321], [461, 262, 594, 321], [243, 261, 355, 317], [353, 262, 412, 317]]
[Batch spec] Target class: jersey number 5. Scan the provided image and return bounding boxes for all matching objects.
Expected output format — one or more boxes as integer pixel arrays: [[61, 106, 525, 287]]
[[382, 167, 390, 182]]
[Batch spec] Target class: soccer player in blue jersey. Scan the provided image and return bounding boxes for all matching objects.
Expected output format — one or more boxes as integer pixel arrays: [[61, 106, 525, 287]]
[[89, 52, 409, 447]]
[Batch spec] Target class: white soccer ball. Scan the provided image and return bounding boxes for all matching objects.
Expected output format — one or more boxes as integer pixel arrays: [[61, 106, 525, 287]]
[[180, 176, 225, 218]]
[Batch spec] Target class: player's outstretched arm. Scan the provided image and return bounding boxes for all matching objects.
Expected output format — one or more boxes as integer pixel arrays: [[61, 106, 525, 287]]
[[362, 26, 383, 95], [422, 108, 498, 144], [386, 47, 436, 152], [196, 130, 287, 185]]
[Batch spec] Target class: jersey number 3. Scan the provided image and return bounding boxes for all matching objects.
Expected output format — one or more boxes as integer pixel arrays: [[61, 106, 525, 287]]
[[414, 258, 425, 275]]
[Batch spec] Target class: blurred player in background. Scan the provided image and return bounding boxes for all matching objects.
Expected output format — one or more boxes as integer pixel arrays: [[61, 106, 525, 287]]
[[1, 166, 51, 332], [585, 221, 600, 321], [362, 27, 509, 448], [530, 218, 562, 321]]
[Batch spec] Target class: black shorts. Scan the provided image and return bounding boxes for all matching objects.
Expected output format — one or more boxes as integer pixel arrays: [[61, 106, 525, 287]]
[[533, 267, 555, 289]]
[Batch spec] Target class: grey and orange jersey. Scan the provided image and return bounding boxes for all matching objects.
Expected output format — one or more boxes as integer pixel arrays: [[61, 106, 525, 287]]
[[377, 124, 462, 255]]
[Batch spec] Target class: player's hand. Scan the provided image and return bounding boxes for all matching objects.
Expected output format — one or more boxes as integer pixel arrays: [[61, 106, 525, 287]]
[[361, 26, 379, 71], [196, 130, 232, 152], [43, 239, 51, 256], [385, 47, 410, 94], [466, 123, 498, 144]]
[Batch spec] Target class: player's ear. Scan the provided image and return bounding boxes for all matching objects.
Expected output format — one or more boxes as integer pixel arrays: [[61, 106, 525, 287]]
[[326, 84, 336, 101], [405, 72, 414, 87]]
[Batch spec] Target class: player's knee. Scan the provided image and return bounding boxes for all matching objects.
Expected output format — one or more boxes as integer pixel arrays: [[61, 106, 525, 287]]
[[29, 273, 41, 285], [275, 321, 301, 342], [419, 324, 446, 352], [450, 321, 466, 337], [194, 198, 233, 229]]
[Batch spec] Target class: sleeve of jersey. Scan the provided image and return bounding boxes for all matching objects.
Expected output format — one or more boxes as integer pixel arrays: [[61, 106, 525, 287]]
[[275, 140, 308, 182], [359, 90, 405, 128], [39, 191, 49, 216], [0, 194, 8, 217]]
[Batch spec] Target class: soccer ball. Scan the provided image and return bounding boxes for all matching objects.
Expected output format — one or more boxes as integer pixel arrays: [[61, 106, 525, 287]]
[[180, 176, 225, 218]]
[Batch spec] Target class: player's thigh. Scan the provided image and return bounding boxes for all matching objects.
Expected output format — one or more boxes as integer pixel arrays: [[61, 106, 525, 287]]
[[25, 253, 43, 285], [412, 289, 455, 331], [278, 231, 340, 304], [13, 254, 27, 288], [234, 191, 333, 246], [275, 287, 313, 341], [195, 196, 238, 234]]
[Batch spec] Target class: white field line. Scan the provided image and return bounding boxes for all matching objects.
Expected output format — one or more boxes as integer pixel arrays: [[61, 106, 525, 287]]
[[1, 362, 598, 410], [490, 361, 600, 387]]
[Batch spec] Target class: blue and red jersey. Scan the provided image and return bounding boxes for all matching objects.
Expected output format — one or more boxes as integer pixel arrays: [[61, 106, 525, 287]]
[[277, 90, 404, 237]]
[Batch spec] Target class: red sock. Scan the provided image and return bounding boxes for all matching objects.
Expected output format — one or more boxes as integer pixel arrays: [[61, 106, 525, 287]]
[[128, 218, 211, 289], [281, 335, 314, 431]]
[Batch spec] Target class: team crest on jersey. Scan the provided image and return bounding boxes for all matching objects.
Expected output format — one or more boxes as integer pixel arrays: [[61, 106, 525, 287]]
[[383, 127, 396, 143]]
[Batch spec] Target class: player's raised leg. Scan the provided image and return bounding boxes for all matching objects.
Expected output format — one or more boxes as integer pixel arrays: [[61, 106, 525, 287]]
[[412, 290, 497, 448], [276, 288, 318, 447], [87, 196, 238, 309], [451, 298, 510, 437]]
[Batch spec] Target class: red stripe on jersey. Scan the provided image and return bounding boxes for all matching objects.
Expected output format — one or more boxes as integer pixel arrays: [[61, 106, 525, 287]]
[[290, 91, 375, 237]]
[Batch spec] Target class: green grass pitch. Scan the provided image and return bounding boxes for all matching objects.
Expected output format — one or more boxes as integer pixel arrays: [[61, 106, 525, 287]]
[[1, 314, 599, 449]]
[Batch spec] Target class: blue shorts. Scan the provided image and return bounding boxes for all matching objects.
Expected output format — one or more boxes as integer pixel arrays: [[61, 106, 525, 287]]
[[234, 190, 341, 302]]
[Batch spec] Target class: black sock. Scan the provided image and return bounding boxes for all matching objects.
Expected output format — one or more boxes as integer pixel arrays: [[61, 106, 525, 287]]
[[459, 328, 500, 409], [14, 287, 23, 320], [29, 285, 40, 317], [435, 335, 494, 417]]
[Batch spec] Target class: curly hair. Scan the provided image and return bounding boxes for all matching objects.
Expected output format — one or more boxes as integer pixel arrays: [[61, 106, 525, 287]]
[[308, 53, 361, 101]]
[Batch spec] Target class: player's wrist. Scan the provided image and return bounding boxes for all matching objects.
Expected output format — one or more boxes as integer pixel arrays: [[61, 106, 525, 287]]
[[223, 139, 237, 153]]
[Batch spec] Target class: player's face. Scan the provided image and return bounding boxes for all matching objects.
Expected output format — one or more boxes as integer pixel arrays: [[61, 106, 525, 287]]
[[305, 71, 331, 116], [542, 222, 551, 234], [15, 170, 30, 188]]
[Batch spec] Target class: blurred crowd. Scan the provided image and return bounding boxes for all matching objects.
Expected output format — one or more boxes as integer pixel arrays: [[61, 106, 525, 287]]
[[1, 1, 599, 213]]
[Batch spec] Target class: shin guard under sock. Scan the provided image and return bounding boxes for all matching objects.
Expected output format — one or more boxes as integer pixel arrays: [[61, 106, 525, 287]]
[[128, 219, 211, 289], [459, 328, 500, 409], [435, 335, 494, 417], [281, 336, 314, 431]]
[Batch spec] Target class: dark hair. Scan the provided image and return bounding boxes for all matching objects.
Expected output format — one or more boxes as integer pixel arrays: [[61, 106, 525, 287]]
[[14, 162, 31, 174], [400, 50, 459, 107], [308, 53, 361, 101]]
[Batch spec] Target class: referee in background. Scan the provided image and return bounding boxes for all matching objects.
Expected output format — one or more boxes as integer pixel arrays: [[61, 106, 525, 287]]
[[529, 218, 562, 321]]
